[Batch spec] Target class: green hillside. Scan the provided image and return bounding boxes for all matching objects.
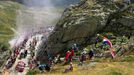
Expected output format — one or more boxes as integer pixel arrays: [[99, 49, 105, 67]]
[[0, 1, 20, 43]]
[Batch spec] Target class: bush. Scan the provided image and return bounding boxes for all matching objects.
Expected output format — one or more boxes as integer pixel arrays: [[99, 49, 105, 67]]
[[26, 70, 37, 75], [0, 42, 9, 52], [109, 71, 122, 75], [121, 55, 134, 62], [107, 69, 122, 75]]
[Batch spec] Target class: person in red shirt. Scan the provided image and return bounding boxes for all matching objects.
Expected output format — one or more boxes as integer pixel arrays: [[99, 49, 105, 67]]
[[70, 49, 74, 62], [16, 49, 20, 56], [70, 49, 74, 56], [65, 51, 71, 62]]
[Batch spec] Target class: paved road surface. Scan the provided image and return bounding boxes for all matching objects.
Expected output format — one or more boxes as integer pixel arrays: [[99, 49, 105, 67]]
[[2, 33, 50, 75], [2, 50, 31, 75]]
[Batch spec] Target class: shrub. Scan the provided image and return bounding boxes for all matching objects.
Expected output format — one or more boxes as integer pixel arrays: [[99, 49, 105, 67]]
[[0, 42, 9, 52], [121, 55, 134, 62], [26, 70, 37, 75], [107, 69, 122, 75]]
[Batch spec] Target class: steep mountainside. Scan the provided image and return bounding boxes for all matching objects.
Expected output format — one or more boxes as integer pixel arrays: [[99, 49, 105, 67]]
[[37, 0, 134, 62]]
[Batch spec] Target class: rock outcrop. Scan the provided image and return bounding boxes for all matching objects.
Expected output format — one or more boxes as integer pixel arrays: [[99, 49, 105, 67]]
[[37, 0, 134, 62]]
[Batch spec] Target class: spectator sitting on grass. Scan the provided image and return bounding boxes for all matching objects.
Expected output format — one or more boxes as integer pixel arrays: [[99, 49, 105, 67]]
[[63, 62, 73, 73]]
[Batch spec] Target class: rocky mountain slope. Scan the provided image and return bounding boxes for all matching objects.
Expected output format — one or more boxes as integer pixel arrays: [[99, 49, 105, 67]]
[[37, 0, 134, 62]]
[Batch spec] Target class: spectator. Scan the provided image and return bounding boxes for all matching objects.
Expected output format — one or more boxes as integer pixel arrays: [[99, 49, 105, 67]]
[[24, 50, 28, 58], [69, 49, 75, 62], [88, 49, 94, 60], [65, 51, 71, 63], [63, 62, 73, 73]]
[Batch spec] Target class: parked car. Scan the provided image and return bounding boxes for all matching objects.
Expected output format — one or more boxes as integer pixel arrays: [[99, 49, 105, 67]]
[[15, 61, 25, 72]]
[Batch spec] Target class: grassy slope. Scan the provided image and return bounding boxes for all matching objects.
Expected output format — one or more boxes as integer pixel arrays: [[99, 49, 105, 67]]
[[0, 1, 20, 43], [35, 62, 134, 75]]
